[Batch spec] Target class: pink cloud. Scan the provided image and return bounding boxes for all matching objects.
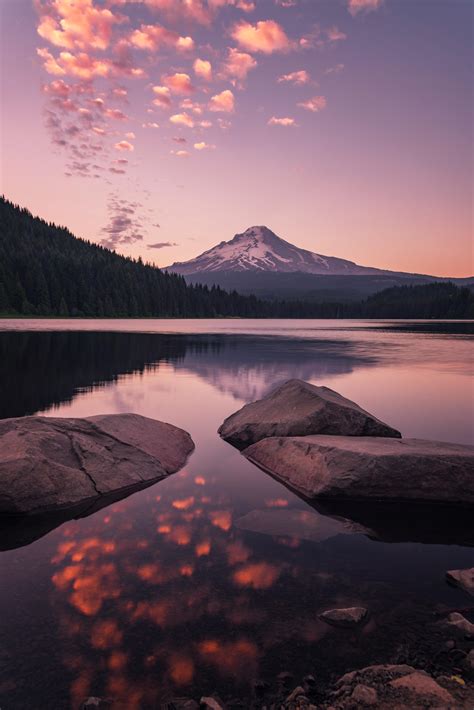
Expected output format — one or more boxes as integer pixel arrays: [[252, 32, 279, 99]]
[[162, 72, 194, 95], [124, 0, 255, 24], [152, 85, 172, 108], [231, 19, 292, 54], [348, 0, 383, 15], [171, 149, 190, 157], [297, 95, 327, 112], [129, 24, 194, 52], [193, 58, 212, 81], [209, 89, 235, 112], [37, 47, 144, 80], [222, 47, 257, 80], [42, 78, 71, 96], [105, 107, 128, 120], [169, 112, 195, 127], [180, 98, 203, 114], [115, 140, 134, 150], [36, 0, 122, 51], [111, 87, 128, 99], [37, 47, 66, 75], [268, 116, 297, 126], [277, 69, 310, 85], [129, 0, 211, 25], [325, 63, 344, 75], [194, 141, 215, 150], [326, 26, 347, 41]]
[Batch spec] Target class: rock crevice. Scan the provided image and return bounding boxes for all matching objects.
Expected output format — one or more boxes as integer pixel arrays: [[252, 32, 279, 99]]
[[0, 413, 194, 516]]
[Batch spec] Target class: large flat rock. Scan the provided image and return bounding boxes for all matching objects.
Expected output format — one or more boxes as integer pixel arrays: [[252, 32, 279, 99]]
[[0, 414, 194, 515], [218, 379, 401, 449], [243, 435, 474, 505]]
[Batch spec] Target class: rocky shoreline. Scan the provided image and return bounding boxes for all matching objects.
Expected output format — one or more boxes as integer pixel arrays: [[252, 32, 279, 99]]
[[81, 651, 474, 709]]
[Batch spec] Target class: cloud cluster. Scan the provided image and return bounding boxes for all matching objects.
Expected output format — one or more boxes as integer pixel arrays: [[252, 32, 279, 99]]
[[297, 95, 327, 112], [36, 0, 122, 51], [277, 70, 310, 85], [163, 72, 195, 95], [129, 24, 194, 52], [147, 241, 178, 249], [231, 20, 292, 54], [34, 0, 352, 238], [100, 196, 146, 249], [209, 89, 235, 113], [348, 0, 383, 15], [268, 116, 296, 127], [193, 58, 212, 81]]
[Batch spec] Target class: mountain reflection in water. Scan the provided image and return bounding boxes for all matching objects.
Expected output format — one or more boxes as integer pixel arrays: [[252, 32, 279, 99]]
[[0, 330, 376, 418], [0, 322, 473, 709]]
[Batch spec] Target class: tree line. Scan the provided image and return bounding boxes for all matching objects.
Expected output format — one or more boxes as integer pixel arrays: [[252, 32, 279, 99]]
[[0, 196, 472, 319]]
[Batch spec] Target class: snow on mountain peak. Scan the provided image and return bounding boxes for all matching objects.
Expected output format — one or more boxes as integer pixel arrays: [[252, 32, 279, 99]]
[[165, 226, 385, 276]]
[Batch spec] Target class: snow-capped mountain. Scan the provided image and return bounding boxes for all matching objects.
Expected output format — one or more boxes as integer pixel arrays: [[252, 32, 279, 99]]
[[165, 226, 393, 276]]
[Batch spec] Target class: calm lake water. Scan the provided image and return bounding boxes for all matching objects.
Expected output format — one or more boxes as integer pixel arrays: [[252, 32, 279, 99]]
[[0, 319, 473, 709]]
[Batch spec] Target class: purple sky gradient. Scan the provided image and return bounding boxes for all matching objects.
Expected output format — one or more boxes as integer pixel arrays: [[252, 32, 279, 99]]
[[0, 0, 472, 276]]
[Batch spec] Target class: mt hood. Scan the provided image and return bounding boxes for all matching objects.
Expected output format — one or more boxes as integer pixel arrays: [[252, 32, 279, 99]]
[[165, 226, 393, 276]]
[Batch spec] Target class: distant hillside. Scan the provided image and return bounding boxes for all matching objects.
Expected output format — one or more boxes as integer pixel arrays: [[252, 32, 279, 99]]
[[0, 197, 472, 319], [181, 270, 474, 303], [359, 282, 474, 319], [0, 197, 283, 318]]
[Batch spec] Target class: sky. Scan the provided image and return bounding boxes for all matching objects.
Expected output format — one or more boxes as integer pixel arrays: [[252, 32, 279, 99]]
[[0, 0, 472, 277]]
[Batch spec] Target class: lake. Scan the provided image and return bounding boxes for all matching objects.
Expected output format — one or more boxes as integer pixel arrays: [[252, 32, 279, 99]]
[[0, 319, 473, 709]]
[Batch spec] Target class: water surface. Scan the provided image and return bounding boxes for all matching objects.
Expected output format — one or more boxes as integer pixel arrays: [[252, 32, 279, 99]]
[[0, 319, 473, 709]]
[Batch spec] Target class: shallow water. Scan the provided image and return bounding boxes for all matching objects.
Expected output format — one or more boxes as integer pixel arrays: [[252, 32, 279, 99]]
[[0, 319, 473, 709]]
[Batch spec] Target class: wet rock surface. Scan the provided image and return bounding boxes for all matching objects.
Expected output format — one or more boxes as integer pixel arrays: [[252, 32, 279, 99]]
[[445, 613, 474, 639], [218, 379, 401, 450], [319, 606, 368, 628], [446, 568, 474, 597], [243, 434, 474, 505], [0, 414, 194, 516]]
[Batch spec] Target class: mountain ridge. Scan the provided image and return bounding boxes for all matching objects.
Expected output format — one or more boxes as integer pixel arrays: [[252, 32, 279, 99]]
[[165, 225, 437, 278]]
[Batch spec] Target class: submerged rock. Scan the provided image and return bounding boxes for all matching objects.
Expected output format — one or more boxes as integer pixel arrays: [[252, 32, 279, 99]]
[[243, 435, 474, 505], [389, 671, 454, 704], [236, 508, 354, 543], [310, 499, 474, 546], [446, 612, 474, 638], [0, 414, 194, 516], [218, 379, 401, 449], [319, 606, 368, 628], [329, 664, 474, 710], [199, 698, 226, 710], [350, 684, 378, 705], [446, 568, 474, 597]]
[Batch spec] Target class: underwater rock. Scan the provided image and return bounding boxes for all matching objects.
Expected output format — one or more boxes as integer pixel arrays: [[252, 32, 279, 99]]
[[319, 606, 368, 628], [446, 568, 474, 597]]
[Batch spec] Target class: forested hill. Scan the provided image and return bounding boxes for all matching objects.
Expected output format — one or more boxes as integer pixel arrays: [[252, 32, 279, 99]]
[[0, 197, 276, 318], [0, 196, 472, 318]]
